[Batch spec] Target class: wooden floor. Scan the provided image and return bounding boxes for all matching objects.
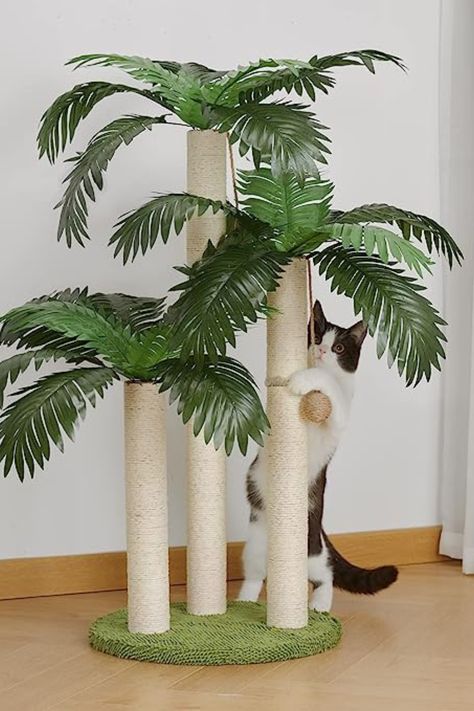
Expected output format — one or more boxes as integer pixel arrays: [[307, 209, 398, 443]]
[[0, 562, 473, 710]]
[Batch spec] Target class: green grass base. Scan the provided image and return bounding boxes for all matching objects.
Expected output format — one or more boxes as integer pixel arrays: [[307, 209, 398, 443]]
[[89, 601, 342, 666]]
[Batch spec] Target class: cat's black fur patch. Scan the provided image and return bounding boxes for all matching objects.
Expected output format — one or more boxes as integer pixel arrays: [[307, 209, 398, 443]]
[[246, 456, 263, 514], [308, 465, 327, 557]]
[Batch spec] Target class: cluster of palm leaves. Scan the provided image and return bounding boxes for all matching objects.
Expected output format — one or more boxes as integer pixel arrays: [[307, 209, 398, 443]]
[[0, 290, 268, 480], [37, 50, 404, 244], [163, 168, 461, 386], [35, 49, 462, 385], [1, 48, 463, 480]]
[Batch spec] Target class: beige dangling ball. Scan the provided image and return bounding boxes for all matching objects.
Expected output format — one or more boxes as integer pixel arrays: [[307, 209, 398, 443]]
[[299, 390, 332, 424]]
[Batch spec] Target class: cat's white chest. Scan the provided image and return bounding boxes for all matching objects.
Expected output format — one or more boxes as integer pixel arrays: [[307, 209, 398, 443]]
[[307, 422, 339, 481]]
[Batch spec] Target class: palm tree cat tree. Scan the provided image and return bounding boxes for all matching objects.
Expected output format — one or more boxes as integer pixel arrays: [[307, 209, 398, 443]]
[[38, 49, 404, 619], [38, 49, 463, 631], [37, 48, 409, 626], [0, 289, 268, 633]]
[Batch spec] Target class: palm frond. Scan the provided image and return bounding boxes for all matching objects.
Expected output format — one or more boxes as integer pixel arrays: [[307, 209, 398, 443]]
[[204, 57, 335, 105], [38, 82, 166, 163], [206, 50, 404, 106], [0, 289, 101, 362], [319, 223, 433, 276], [1, 301, 140, 378], [86, 293, 167, 331], [177, 62, 227, 83], [238, 168, 333, 251], [157, 356, 269, 455], [69, 53, 176, 82], [313, 245, 446, 386], [0, 367, 116, 480], [169, 233, 290, 361], [210, 101, 330, 183], [1, 298, 179, 380], [0, 349, 78, 409], [56, 114, 168, 247], [109, 193, 229, 263], [309, 49, 406, 73], [133, 324, 178, 369], [67, 54, 212, 127], [329, 203, 462, 267]]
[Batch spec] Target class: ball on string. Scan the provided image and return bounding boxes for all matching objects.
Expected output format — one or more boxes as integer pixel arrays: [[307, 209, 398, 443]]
[[299, 390, 332, 424]]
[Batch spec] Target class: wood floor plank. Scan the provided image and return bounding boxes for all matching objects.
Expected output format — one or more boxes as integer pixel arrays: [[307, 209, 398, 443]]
[[0, 563, 473, 711]]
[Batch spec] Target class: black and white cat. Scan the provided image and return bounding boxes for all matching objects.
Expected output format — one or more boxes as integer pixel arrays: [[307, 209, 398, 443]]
[[238, 300, 398, 611]]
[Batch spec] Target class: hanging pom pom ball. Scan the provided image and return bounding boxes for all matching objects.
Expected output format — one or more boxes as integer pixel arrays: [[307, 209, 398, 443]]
[[299, 390, 332, 424]]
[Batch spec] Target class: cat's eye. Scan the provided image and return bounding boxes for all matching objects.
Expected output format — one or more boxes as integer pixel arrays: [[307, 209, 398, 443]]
[[334, 343, 345, 354]]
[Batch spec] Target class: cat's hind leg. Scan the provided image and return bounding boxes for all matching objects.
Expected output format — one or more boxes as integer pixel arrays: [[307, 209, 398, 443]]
[[237, 513, 267, 602], [308, 544, 334, 612]]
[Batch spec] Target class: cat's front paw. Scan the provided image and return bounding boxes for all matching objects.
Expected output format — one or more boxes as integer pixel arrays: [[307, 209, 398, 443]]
[[287, 368, 321, 397]]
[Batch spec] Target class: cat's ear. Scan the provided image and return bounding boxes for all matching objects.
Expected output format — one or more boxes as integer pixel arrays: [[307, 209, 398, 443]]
[[312, 300, 327, 331], [348, 320, 368, 346]]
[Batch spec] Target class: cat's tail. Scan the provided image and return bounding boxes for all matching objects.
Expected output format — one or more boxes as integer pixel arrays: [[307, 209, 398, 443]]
[[323, 532, 398, 594]]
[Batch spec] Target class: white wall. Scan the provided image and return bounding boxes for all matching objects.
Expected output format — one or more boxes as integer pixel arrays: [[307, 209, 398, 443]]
[[0, 0, 443, 558]]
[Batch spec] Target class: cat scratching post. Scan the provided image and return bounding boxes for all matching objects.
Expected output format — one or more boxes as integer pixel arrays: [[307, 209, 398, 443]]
[[186, 129, 227, 616], [124, 382, 169, 633], [90, 151, 342, 665], [266, 258, 309, 628]]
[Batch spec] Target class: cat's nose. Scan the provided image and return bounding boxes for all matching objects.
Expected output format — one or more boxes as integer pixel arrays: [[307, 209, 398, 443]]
[[319, 345, 328, 355]]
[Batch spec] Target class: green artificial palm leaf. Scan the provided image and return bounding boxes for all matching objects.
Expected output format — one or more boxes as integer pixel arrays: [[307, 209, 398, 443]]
[[0, 349, 78, 409], [174, 62, 227, 83], [38, 82, 166, 163], [206, 50, 404, 106], [68, 54, 212, 127], [157, 356, 269, 455], [56, 114, 168, 247], [0, 289, 102, 363], [1, 301, 140, 378], [169, 234, 291, 361], [319, 223, 433, 276], [210, 102, 330, 182], [204, 57, 335, 105], [86, 293, 167, 331], [313, 245, 446, 386], [109, 193, 229, 263], [238, 168, 333, 251], [309, 49, 406, 73], [329, 204, 462, 267], [68, 54, 178, 102], [0, 367, 117, 480]]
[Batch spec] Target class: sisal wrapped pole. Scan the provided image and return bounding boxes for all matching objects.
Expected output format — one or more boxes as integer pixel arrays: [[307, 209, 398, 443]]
[[186, 129, 227, 615], [124, 382, 169, 633], [266, 258, 309, 628]]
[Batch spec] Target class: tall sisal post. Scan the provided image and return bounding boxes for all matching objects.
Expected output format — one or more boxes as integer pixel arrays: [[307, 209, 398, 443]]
[[186, 129, 227, 615], [266, 259, 309, 628], [124, 382, 170, 633]]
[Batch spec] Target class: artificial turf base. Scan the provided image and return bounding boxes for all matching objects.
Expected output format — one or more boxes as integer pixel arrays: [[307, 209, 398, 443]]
[[89, 601, 342, 666]]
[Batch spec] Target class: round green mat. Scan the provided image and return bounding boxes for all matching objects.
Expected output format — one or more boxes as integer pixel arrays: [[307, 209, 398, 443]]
[[89, 601, 342, 665]]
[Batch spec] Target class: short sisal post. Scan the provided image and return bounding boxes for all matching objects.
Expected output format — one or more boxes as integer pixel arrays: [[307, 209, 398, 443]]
[[266, 259, 309, 628], [124, 382, 170, 633], [186, 129, 227, 615]]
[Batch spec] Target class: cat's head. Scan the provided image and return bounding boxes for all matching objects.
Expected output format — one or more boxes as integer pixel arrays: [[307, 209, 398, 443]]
[[308, 301, 367, 374]]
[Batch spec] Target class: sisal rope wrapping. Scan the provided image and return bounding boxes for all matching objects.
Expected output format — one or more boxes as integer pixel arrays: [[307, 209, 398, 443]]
[[187, 430, 227, 615], [124, 382, 169, 633], [266, 259, 309, 629], [186, 129, 227, 615], [187, 130, 227, 264], [299, 390, 332, 424]]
